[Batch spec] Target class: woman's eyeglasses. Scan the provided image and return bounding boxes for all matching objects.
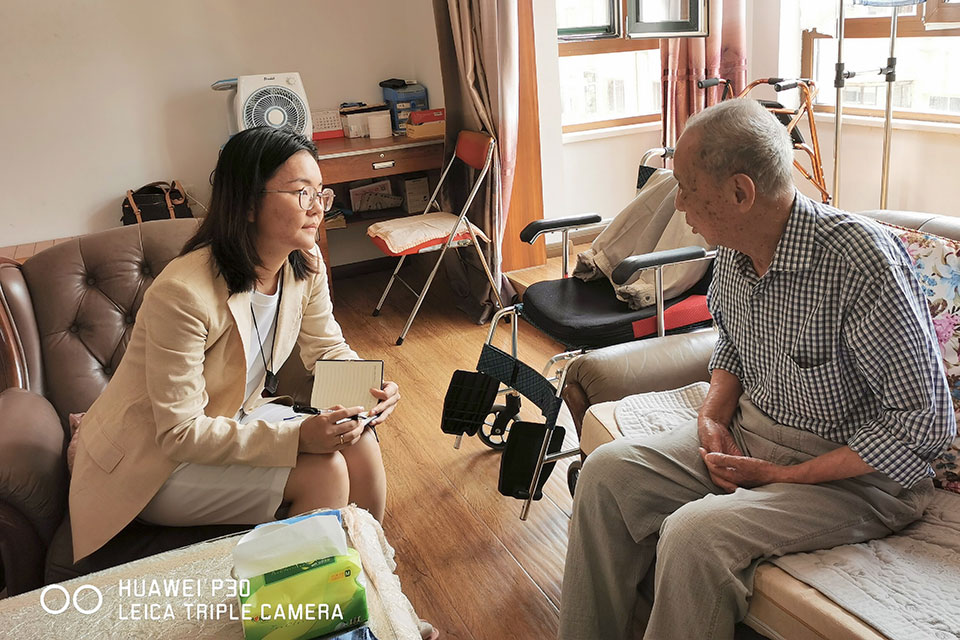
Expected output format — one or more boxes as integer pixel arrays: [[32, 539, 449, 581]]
[[263, 186, 335, 212]]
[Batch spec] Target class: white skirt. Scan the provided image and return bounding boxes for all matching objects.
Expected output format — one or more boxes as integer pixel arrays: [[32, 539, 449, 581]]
[[138, 403, 302, 527]]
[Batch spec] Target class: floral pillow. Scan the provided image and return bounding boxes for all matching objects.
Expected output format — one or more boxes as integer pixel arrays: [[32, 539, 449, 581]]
[[886, 224, 960, 493]]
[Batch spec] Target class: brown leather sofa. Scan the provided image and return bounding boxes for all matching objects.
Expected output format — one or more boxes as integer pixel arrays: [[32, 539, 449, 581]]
[[560, 209, 960, 639], [0, 219, 314, 596]]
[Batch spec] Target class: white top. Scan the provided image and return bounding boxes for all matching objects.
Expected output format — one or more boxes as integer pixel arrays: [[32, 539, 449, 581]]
[[246, 287, 281, 403]]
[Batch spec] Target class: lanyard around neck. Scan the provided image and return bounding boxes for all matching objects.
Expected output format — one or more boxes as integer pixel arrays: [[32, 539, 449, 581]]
[[250, 270, 283, 397]]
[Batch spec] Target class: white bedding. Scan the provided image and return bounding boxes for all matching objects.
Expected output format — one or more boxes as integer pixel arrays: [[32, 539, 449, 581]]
[[771, 490, 960, 640], [614, 387, 960, 639]]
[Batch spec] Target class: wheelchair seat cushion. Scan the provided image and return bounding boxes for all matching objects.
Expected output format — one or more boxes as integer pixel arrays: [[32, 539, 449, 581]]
[[367, 212, 489, 256], [520, 277, 712, 349]]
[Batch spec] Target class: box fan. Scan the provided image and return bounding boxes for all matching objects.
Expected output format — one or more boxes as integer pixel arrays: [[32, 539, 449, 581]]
[[211, 72, 313, 138]]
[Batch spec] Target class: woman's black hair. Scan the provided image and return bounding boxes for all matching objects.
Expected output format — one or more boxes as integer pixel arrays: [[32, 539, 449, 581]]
[[181, 126, 319, 295]]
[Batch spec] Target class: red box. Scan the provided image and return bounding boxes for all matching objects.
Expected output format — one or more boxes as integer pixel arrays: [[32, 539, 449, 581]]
[[312, 129, 344, 141], [409, 108, 445, 125]]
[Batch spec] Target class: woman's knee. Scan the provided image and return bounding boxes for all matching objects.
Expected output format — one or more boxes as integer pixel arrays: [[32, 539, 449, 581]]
[[285, 452, 349, 500]]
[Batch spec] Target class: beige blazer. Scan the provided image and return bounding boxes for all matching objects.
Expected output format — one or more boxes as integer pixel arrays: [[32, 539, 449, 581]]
[[69, 245, 356, 561]]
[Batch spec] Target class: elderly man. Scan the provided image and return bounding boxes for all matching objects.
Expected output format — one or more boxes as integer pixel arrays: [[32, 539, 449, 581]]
[[558, 99, 956, 640]]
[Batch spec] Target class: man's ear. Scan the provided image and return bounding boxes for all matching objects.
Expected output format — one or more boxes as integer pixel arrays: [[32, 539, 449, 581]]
[[730, 173, 756, 211]]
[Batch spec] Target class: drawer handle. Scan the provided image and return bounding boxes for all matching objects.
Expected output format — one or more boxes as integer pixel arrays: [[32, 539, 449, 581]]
[[372, 160, 395, 170]]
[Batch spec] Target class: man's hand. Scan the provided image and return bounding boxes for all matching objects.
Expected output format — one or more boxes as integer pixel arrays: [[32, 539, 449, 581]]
[[700, 450, 791, 491], [368, 380, 400, 426], [298, 405, 365, 454], [698, 415, 743, 456], [697, 415, 744, 492]]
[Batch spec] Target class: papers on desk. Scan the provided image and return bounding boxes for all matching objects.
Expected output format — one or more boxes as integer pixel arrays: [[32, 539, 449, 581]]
[[311, 359, 384, 411], [325, 206, 347, 229]]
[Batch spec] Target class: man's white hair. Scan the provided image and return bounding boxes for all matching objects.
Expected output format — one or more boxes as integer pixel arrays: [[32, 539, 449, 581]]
[[683, 99, 794, 197]]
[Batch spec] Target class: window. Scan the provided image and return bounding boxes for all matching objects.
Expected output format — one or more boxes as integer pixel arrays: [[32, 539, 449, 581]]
[[559, 50, 661, 130], [800, 1, 960, 123], [557, 0, 664, 132], [557, 0, 617, 40]]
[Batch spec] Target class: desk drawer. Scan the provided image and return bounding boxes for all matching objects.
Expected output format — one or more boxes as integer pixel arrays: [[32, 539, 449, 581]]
[[318, 143, 444, 184]]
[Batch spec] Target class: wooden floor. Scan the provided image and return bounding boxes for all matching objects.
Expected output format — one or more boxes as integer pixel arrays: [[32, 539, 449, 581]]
[[331, 268, 574, 640]]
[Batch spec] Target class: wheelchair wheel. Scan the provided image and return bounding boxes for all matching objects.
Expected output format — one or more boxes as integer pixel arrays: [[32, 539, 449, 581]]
[[478, 404, 513, 450], [567, 460, 581, 497]]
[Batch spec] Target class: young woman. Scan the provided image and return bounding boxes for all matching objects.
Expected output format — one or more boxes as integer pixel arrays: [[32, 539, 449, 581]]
[[69, 126, 399, 563]]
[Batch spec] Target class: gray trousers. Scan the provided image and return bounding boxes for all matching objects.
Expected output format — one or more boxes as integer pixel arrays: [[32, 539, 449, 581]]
[[558, 395, 934, 640]]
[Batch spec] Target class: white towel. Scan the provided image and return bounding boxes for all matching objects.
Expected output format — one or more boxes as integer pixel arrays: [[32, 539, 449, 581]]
[[574, 169, 713, 310]]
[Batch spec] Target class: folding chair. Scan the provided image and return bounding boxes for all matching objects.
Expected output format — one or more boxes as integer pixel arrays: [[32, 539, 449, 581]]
[[367, 130, 504, 345]]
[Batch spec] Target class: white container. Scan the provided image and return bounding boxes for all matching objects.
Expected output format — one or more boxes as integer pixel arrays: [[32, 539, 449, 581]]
[[367, 111, 393, 139]]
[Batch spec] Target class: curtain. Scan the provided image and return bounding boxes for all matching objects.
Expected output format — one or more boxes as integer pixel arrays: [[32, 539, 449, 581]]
[[660, 0, 747, 148], [432, 0, 519, 324]]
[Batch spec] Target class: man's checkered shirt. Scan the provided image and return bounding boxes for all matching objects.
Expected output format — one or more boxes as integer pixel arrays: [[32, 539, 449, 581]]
[[707, 192, 956, 488]]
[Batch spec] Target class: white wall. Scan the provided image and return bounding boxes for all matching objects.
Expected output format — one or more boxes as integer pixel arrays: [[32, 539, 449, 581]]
[[533, 0, 565, 219], [558, 126, 664, 221], [0, 0, 442, 245], [536, 0, 960, 228]]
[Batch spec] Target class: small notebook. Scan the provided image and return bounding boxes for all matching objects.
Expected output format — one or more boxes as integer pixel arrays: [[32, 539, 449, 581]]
[[311, 360, 384, 411]]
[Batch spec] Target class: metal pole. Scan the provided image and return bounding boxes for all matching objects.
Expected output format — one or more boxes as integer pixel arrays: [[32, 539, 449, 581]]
[[833, 0, 846, 207], [879, 6, 899, 209]]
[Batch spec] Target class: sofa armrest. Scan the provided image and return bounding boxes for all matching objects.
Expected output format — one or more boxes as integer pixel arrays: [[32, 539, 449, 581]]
[[562, 330, 718, 434], [0, 388, 68, 546]]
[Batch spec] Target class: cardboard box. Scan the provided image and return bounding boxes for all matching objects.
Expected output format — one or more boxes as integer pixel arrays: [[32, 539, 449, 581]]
[[405, 120, 445, 139], [340, 112, 369, 138], [410, 108, 445, 125], [339, 105, 390, 138], [402, 177, 431, 214]]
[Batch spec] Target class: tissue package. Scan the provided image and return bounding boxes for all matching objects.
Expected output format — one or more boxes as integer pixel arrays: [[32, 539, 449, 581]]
[[238, 547, 368, 640]]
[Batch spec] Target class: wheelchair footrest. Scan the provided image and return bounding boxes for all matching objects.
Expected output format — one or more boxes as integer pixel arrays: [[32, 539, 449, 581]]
[[441, 370, 499, 437], [498, 422, 566, 501]]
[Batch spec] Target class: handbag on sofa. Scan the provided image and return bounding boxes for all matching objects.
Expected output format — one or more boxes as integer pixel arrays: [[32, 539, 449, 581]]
[[121, 181, 193, 225]]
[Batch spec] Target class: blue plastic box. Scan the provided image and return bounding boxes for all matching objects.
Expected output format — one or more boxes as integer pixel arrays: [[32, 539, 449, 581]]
[[382, 84, 428, 134]]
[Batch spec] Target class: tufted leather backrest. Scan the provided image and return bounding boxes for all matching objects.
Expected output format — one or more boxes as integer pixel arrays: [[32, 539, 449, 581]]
[[14, 219, 199, 425]]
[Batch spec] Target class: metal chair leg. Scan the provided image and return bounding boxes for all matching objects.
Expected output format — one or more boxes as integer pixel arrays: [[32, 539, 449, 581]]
[[373, 255, 406, 317], [468, 231, 505, 309], [396, 244, 452, 345]]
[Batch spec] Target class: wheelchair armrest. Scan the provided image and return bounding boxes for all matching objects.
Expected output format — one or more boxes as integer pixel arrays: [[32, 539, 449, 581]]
[[611, 246, 712, 285], [519, 213, 603, 244], [563, 330, 718, 428]]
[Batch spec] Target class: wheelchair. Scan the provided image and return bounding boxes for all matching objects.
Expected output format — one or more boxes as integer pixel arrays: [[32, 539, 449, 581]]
[[441, 149, 717, 520]]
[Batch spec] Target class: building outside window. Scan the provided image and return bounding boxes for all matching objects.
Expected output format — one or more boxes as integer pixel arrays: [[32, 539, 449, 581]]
[[556, 0, 663, 132], [801, 1, 960, 121]]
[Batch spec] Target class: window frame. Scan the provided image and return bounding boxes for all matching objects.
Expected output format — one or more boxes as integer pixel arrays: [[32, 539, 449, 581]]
[[557, 0, 619, 41], [924, 0, 960, 27], [800, 14, 960, 125], [558, 0, 662, 133], [626, 0, 709, 39]]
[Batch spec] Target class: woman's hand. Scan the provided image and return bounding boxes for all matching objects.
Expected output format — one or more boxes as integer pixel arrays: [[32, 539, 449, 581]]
[[298, 405, 365, 454], [368, 380, 400, 426]]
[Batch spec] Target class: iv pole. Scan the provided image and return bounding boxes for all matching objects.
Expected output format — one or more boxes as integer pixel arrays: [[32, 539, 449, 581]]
[[833, 1, 914, 209], [833, 0, 846, 207]]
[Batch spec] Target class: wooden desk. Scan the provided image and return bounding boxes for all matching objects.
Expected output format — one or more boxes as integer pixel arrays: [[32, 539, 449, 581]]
[[314, 136, 445, 272], [316, 135, 444, 184]]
